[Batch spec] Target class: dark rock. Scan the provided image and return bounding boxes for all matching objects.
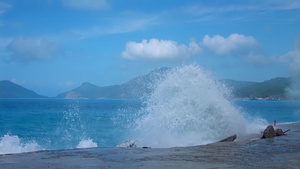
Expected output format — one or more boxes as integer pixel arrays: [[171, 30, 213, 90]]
[[143, 147, 151, 149], [218, 134, 237, 142], [261, 125, 276, 138], [275, 129, 285, 136]]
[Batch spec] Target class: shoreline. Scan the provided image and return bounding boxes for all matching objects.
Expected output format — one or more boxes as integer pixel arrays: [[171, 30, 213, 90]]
[[1, 97, 299, 101], [1, 122, 299, 168]]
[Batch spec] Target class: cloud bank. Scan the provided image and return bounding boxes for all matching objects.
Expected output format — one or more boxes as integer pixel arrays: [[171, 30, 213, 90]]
[[202, 34, 258, 56], [121, 34, 263, 63], [121, 39, 202, 60], [7, 38, 63, 63]]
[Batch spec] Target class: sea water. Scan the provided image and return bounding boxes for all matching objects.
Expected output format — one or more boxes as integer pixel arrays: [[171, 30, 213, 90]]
[[1, 65, 300, 154]]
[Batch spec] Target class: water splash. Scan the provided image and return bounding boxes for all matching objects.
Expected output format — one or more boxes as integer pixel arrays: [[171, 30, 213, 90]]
[[0, 134, 41, 154], [76, 138, 98, 148], [55, 101, 95, 149], [130, 64, 267, 148]]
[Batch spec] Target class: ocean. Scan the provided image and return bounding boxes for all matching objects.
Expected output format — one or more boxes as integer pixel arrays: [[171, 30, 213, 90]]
[[0, 98, 299, 155], [1, 65, 300, 168]]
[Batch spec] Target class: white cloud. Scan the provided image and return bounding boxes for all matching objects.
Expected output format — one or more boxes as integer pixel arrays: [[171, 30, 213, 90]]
[[63, 0, 109, 10], [121, 39, 202, 60], [6, 38, 63, 63], [120, 34, 272, 67], [201, 34, 276, 67], [202, 34, 258, 56], [120, 33, 281, 68]]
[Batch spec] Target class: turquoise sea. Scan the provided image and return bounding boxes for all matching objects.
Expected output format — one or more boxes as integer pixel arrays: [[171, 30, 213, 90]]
[[1, 65, 300, 168], [0, 99, 299, 154]]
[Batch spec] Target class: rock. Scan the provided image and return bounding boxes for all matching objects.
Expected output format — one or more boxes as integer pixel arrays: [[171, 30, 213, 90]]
[[275, 129, 285, 136], [261, 125, 276, 138], [218, 134, 237, 142], [261, 125, 287, 139]]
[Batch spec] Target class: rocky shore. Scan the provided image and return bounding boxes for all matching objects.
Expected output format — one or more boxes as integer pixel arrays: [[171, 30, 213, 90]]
[[1, 122, 299, 168]]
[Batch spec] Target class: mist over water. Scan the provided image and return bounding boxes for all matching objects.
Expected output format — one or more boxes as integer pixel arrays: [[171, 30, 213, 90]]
[[130, 64, 267, 148], [282, 39, 300, 100]]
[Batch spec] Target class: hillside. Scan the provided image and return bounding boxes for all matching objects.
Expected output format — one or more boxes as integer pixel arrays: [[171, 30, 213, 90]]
[[0, 80, 47, 98], [56, 68, 291, 100], [56, 68, 169, 99], [231, 77, 291, 100], [0, 69, 292, 100], [56, 82, 121, 99]]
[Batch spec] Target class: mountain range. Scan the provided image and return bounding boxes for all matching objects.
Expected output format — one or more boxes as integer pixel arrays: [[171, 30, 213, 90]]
[[0, 68, 293, 100]]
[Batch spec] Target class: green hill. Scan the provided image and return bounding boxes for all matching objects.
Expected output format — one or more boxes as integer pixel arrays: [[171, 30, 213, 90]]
[[55, 68, 169, 99], [56, 69, 292, 100], [1, 69, 292, 100], [231, 77, 291, 100]]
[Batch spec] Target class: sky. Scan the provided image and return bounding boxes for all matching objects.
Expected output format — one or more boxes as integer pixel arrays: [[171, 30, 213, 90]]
[[0, 0, 299, 97]]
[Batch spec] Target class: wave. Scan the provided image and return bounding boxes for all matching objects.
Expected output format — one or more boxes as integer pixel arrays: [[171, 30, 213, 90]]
[[130, 64, 267, 148], [0, 134, 42, 154], [76, 138, 98, 148], [0, 133, 98, 154]]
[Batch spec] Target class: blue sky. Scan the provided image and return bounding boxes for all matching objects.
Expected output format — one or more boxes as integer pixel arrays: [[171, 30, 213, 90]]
[[0, 0, 299, 96]]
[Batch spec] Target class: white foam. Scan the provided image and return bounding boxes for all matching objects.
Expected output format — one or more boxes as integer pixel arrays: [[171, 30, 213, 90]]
[[131, 64, 267, 148], [277, 121, 299, 125], [115, 140, 138, 148], [0, 134, 41, 154], [76, 138, 98, 148]]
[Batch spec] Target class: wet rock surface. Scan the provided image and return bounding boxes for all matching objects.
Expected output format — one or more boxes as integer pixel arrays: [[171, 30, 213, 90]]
[[218, 134, 237, 142], [275, 129, 285, 136], [261, 125, 277, 138]]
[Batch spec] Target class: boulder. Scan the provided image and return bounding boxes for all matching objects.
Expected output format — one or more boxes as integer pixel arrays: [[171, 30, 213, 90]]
[[218, 134, 237, 142], [261, 125, 276, 138], [275, 129, 285, 136]]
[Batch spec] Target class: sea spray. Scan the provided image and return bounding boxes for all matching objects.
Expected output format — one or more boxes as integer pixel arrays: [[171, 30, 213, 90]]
[[130, 64, 267, 148], [0, 133, 41, 154], [55, 101, 96, 149], [76, 138, 98, 148]]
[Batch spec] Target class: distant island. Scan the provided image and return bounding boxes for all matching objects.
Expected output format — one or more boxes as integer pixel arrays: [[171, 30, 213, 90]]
[[0, 80, 47, 98], [0, 68, 293, 100]]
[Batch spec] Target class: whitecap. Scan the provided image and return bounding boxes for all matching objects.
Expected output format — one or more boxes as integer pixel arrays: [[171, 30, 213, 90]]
[[0, 133, 41, 154], [76, 138, 98, 148]]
